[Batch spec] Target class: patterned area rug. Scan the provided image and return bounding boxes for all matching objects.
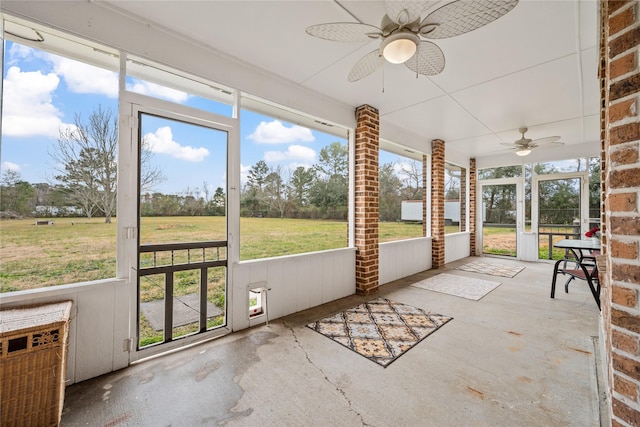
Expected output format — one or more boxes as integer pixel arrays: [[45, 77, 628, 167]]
[[410, 273, 501, 301], [456, 261, 524, 278], [307, 297, 452, 367]]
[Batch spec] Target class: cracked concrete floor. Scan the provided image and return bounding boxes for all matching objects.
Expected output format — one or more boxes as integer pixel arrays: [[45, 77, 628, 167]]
[[60, 257, 602, 426]]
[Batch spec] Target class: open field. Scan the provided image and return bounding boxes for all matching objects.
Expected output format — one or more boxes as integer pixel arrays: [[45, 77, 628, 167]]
[[1, 217, 422, 292], [1, 216, 573, 293]]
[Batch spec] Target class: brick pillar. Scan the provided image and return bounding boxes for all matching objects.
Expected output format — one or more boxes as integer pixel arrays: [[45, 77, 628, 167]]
[[422, 154, 428, 237], [469, 158, 477, 256], [431, 139, 445, 268], [354, 105, 379, 295], [602, 1, 640, 425]]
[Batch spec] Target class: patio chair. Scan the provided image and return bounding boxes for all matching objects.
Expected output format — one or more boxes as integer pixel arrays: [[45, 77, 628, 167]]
[[550, 258, 601, 310]]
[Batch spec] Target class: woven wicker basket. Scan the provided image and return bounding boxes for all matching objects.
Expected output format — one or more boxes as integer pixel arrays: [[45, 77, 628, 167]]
[[0, 301, 72, 427]]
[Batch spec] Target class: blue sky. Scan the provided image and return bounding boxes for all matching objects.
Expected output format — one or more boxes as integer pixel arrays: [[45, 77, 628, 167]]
[[1, 39, 407, 196]]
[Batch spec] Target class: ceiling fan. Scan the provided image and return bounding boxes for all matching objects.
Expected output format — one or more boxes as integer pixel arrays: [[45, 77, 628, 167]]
[[306, 0, 519, 82], [501, 127, 564, 156]]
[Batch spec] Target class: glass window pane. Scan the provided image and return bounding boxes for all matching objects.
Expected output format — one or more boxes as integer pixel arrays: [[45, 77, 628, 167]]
[[239, 108, 349, 260], [445, 162, 466, 234], [1, 34, 118, 292], [379, 150, 424, 242]]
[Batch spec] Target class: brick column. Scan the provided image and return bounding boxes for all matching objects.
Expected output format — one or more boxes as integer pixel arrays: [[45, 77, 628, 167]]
[[431, 139, 445, 268], [602, 1, 640, 425], [469, 158, 477, 256], [354, 105, 379, 295]]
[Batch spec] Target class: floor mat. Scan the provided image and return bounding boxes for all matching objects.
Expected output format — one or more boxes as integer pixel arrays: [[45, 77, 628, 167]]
[[307, 297, 452, 367], [411, 273, 501, 300], [456, 261, 524, 278]]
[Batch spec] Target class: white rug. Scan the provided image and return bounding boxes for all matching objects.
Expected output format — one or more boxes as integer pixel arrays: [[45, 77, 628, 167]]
[[411, 273, 501, 301], [456, 261, 524, 278]]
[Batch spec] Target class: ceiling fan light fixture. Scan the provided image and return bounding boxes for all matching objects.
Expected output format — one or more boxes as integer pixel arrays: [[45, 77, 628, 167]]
[[380, 32, 419, 64], [515, 148, 531, 156]]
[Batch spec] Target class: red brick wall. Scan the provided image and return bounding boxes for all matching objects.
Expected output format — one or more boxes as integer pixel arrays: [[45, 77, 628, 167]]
[[469, 158, 477, 256], [603, 1, 640, 425], [354, 105, 379, 295], [431, 139, 445, 268]]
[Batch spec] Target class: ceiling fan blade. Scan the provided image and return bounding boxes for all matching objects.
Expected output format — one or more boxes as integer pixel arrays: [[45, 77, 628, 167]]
[[306, 22, 382, 42], [404, 41, 445, 76], [348, 50, 384, 82], [533, 141, 565, 149], [531, 136, 561, 145], [420, 0, 518, 39], [384, 1, 431, 26]]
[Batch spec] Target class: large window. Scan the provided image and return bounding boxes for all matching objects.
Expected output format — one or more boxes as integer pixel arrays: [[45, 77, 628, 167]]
[[379, 147, 424, 243], [0, 18, 236, 293], [445, 162, 467, 234], [1, 21, 120, 292], [238, 104, 349, 260]]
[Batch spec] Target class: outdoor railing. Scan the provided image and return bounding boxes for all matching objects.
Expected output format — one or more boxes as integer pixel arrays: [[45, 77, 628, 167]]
[[138, 240, 227, 343], [538, 224, 580, 260]]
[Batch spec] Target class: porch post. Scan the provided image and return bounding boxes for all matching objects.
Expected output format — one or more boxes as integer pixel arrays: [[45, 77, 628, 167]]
[[431, 139, 445, 268], [354, 105, 379, 295], [469, 158, 477, 256]]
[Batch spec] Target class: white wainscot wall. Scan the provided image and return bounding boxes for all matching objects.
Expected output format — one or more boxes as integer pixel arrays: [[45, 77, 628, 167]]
[[445, 232, 471, 264], [379, 237, 432, 285], [0, 279, 130, 385], [231, 248, 356, 330]]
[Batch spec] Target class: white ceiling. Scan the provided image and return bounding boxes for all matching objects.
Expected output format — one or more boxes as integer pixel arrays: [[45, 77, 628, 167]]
[[92, 1, 602, 161]]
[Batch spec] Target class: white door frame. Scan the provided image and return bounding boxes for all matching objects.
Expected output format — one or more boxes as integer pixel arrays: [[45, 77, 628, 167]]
[[477, 178, 525, 259], [532, 171, 589, 259], [122, 93, 238, 362]]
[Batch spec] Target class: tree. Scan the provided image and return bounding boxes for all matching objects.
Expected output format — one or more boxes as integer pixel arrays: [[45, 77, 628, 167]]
[[140, 135, 165, 194], [52, 106, 118, 222], [208, 187, 226, 216], [379, 162, 403, 221], [289, 166, 315, 208], [0, 169, 35, 216], [397, 160, 423, 201], [263, 167, 288, 218], [242, 160, 270, 216], [247, 160, 269, 191], [314, 142, 347, 179], [310, 142, 348, 218], [52, 106, 163, 223]]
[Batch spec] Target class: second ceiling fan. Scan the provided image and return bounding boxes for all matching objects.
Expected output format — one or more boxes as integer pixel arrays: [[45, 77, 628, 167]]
[[306, 0, 519, 82], [501, 127, 564, 156]]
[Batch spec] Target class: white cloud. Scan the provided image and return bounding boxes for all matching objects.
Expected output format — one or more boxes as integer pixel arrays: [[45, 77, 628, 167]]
[[127, 79, 189, 103], [248, 120, 315, 144], [7, 43, 34, 64], [264, 144, 316, 164], [144, 126, 209, 162], [1, 66, 66, 138], [240, 164, 251, 186], [48, 54, 118, 98], [1, 161, 21, 172]]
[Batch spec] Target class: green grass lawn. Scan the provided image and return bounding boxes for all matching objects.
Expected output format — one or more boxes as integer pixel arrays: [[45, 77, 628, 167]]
[[1, 216, 571, 294], [1, 217, 424, 292]]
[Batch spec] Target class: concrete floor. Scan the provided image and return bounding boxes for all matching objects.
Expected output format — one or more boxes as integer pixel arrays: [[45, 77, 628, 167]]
[[60, 257, 604, 426]]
